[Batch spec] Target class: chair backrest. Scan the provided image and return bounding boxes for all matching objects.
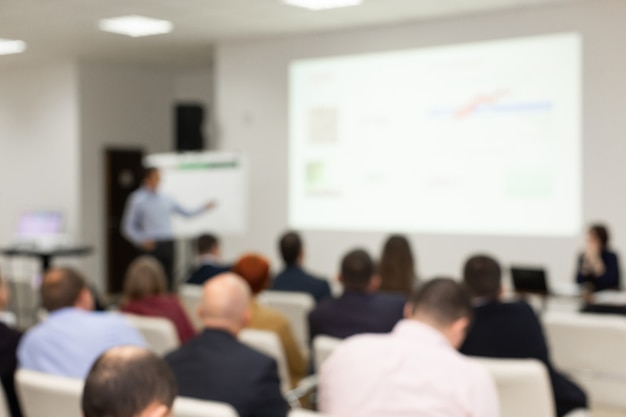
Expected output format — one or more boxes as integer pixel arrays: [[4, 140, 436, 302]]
[[289, 409, 330, 417], [543, 311, 626, 409], [312, 335, 342, 372], [123, 313, 180, 356], [469, 357, 555, 417], [179, 284, 204, 331], [0, 382, 9, 417], [257, 291, 315, 353], [15, 369, 83, 417], [173, 396, 239, 417], [239, 328, 291, 393]]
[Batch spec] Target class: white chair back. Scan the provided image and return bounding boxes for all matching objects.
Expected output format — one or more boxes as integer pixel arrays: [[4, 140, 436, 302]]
[[289, 409, 331, 417], [239, 328, 291, 393], [0, 383, 9, 417], [123, 313, 180, 356], [173, 396, 239, 417], [312, 335, 342, 372], [15, 369, 83, 417], [179, 284, 204, 331], [543, 311, 626, 410], [257, 291, 315, 354], [470, 357, 555, 417]]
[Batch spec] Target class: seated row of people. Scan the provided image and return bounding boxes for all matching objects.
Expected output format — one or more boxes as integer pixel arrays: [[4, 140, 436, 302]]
[[0, 246, 589, 417]]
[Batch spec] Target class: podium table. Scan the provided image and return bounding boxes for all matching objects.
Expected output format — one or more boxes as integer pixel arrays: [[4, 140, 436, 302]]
[[1, 245, 93, 272]]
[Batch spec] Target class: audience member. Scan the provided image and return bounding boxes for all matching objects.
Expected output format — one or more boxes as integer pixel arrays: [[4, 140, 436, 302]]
[[82, 346, 177, 417], [165, 273, 288, 417], [0, 276, 22, 417], [271, 231, 332, 303], [319, 278, 498, 417], [308, 249, 404, 340], [461, 255, 588, 417], [233, 253, 307, 387], [186, 233, 231, 285], [575, 223, 621, 292], [379, 234, 418, 296], [18, 267, 145, 378], [120, 256, 196, 344]]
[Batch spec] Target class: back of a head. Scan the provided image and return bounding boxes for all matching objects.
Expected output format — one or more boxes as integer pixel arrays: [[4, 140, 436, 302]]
[[82, 346, 177, 417], [408, 278, 473, 327], [379, 234, 416, 295], [462, 255, 502, 300], [279, 231, 302, 266], [41, 267, 87, 312], [197, 233, 219, 255], [340, 249, 375, 291], [231, 253, 270, 295], [199, 273, 252, 331], [123, 256, 167, 302], [589, 223, 610, 250]]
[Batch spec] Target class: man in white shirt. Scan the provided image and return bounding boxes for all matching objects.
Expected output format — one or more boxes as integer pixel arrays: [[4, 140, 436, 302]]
[[319, 277, 499, 417]]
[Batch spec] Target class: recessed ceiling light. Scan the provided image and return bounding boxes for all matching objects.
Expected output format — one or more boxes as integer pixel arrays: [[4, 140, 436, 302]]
[[283, 0, 363, 11], [0, 39, 26, 56], [98, 15, 173, 38]]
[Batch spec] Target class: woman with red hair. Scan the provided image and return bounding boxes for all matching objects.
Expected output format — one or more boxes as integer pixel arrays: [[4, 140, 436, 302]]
[[232, 253, 307, 387]]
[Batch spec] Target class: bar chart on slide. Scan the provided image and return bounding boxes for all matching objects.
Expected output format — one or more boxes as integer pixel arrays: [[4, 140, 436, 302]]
[[289, 32, 581, 236]]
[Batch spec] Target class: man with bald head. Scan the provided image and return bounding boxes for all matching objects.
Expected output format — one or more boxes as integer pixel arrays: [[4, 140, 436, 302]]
[[18, 267, 145, 378], [83, 346, 177, 417], [165, 273, 288, 417]]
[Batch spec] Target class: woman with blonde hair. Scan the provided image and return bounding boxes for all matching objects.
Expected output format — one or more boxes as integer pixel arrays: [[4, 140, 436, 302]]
[[121, 256, 196, 343]]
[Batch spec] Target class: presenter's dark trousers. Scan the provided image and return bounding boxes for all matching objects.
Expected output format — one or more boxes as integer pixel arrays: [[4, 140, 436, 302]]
[[144, 240, 175, 291]]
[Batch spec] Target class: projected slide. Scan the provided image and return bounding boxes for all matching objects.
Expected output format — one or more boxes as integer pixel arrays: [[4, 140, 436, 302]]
[[289, 33, 581, 236]]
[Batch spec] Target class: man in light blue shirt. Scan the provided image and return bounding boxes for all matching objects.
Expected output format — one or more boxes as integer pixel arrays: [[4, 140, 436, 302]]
[[122, 167, 214, 289], [17, 267, 146, 379]]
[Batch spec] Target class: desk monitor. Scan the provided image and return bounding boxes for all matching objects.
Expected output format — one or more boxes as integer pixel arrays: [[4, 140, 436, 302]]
[[510, 266, 549, 295]]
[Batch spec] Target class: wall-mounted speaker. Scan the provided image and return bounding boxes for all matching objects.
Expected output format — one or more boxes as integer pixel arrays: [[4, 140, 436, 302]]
[[175, 103, 206, 151]]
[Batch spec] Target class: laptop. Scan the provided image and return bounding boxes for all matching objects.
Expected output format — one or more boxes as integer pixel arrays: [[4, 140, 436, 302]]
[[14, 210, 66, 249], [510, 266, 549, 295]]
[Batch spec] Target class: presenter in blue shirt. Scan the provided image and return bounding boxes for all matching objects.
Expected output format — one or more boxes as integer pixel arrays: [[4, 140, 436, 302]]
[[122, 167, 215, 290]]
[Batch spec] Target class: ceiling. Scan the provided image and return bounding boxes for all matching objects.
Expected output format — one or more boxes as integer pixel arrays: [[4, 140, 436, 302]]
[[0, 0, 580, 69]]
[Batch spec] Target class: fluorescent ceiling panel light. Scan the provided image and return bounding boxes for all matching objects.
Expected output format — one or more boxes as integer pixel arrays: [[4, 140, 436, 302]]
[[99, 15, 173, 38], [0, 39, 26, 55], [283, 0, 362, 11]]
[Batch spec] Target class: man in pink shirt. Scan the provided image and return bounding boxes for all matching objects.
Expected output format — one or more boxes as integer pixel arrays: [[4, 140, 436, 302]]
[[319, 278, 499, 417]]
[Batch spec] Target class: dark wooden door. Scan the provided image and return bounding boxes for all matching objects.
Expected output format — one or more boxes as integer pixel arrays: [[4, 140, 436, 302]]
[[105, 148, 144, 294]]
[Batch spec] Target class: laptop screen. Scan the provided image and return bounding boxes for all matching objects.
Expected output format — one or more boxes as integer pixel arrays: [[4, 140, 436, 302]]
[[17, 210, 64, 238]]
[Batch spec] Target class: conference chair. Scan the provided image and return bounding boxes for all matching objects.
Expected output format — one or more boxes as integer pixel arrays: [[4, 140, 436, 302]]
[[543, 311, 626, 411], [173, 396, 239, 417], [179, 284, 203, 330], [15, 369, 83, 417], [123, 313, 180, 356], [239, 328, 291, 394], [470, 357, 554, 417], [312, 335, 342, 372], [257, 290, 315, 355], [289, 409, 330, 417], [0, 384, 9, 417]]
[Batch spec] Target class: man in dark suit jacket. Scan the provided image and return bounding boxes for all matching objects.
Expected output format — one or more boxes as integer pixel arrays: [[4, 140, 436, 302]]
[[272, 231, 332, 303], [308, 249, 405, 340], [165, 273, 288, 417], [186, 234, 231, 285], [0, 277, 22, 417], [459, 255, 588, 417]]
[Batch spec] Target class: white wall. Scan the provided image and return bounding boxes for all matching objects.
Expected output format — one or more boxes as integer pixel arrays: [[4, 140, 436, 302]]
[[78, 62, 175, 290], [215, 0, 626, 285], [0, 62, 80, 275]]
